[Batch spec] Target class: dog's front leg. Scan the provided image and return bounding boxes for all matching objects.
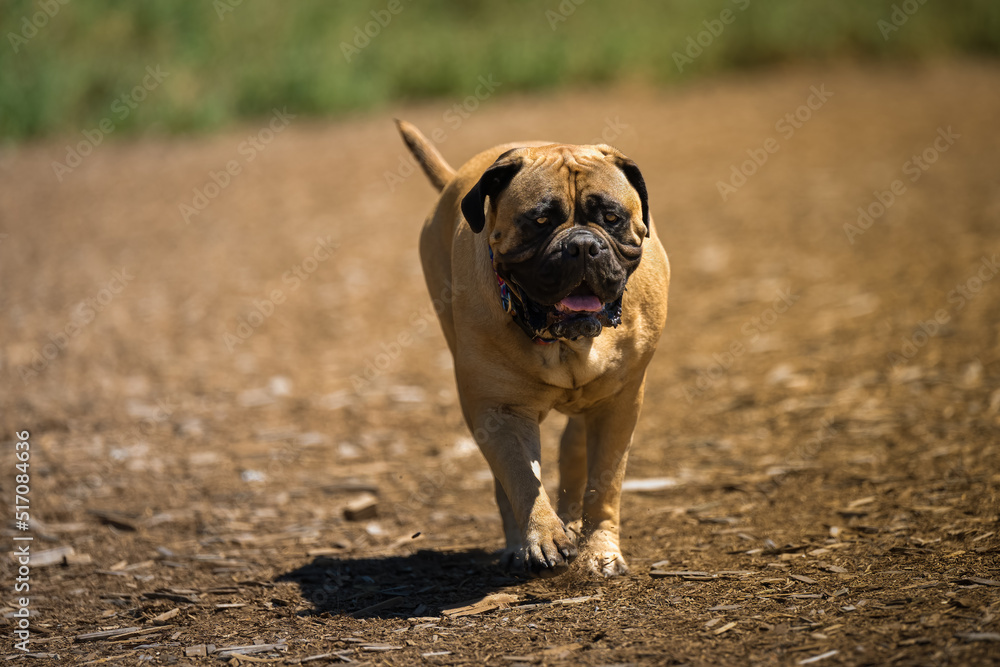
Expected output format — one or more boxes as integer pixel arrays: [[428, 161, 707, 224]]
[[469, 406, 578, 575], [580, 378, 646, 577]]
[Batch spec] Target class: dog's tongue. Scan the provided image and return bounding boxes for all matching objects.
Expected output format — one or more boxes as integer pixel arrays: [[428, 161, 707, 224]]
[[558, 295, 603, 312]]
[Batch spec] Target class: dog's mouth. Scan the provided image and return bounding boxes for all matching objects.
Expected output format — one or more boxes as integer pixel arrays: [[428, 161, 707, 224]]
[[554, 284, 604, 314], [515, 281, 623, 340]]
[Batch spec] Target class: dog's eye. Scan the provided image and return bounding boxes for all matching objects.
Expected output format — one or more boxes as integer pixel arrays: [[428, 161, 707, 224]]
[[535, 217, 548, 224], [604, 213, 618, 223]]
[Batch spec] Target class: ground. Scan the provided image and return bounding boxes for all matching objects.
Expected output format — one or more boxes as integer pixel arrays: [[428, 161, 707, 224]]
[[1, 60, 999, 666]]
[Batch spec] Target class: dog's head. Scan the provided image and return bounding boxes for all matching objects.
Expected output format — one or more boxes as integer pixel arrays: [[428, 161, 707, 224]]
[[461, 144, 649, 339]]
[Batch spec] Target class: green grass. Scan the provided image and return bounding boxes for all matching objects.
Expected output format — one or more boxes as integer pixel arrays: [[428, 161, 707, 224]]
[[2, 0, 998, 141]]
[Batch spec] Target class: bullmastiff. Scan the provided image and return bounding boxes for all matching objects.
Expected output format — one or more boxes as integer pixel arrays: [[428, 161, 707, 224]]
[[396, 120, 669, 576]]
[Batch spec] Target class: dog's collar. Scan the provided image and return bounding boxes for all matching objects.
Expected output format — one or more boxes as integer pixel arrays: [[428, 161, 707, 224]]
[[489, 246, 558, 344], [487, 246, 623, 345]]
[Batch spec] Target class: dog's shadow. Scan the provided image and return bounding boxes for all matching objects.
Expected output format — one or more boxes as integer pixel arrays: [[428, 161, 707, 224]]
[[277, 548, 523, 618]]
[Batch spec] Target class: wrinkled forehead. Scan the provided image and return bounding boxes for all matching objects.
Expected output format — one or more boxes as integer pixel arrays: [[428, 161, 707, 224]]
[[504, 145, 638, 209]]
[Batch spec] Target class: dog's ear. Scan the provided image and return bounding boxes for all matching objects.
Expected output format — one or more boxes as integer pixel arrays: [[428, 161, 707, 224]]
[[614, 157, 650, 237], [460, 156, 523, 233], [598, 146, 650, 238]]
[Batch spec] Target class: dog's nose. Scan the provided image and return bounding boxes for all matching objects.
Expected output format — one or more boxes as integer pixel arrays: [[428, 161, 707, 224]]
[[567, 235, 601, 258]]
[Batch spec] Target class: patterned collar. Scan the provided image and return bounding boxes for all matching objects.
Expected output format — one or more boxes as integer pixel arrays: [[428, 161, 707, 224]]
[[487, 246, 624, 345], [489, 245, 558, 344]]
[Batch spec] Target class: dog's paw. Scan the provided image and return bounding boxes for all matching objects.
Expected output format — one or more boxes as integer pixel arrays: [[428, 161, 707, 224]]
[[581, 531, 629, 577], [506, 523, 578, 577], [582, 550, 629, 577]]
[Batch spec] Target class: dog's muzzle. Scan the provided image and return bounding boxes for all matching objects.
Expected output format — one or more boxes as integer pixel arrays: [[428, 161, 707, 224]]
[[490, 245, 624, 343]]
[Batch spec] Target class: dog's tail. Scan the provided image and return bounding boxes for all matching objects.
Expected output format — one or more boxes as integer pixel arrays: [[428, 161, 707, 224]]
[[395, 119, 456, 192]]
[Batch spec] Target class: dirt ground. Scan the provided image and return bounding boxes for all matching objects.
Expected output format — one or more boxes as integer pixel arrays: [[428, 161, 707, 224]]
[[2, 60, 999, 666]]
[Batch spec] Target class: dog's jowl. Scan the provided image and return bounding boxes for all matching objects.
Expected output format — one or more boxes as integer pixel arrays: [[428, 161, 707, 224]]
[[397, 120, 670, 577]]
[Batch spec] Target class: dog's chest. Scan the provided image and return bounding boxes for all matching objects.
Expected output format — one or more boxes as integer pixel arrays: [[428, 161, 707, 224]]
[[534, 340, 625, 410]]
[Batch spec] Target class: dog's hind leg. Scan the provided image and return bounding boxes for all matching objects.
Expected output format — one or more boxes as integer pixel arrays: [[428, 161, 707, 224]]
[[556, 415, 586, 540]]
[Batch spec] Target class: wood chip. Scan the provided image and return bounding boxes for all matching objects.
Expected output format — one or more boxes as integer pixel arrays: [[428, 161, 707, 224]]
[[343, 494, 378, 521], [650, 570, 710, 578], [64, 552, 93, 566], [514, 595, 600, 610], [790, 574, 819, 585], [288, 652, 352, 664], [541, 642, 583, 656], [77, 650, 137, 665], [88, 509, 140, 531], [322, 480, 380, 495], [206, 586, 242, 595], [151, 607, 179, 625], [708, 604, 741, 611], [957, 577, 1000, 587], [898, 637, 931, 646], [713, 621, 737, 635], [621, 477, 679, 492], [15, 546, 75, 567], [216, 643, 288, 656], [550, 594, 600, 606], [799, 650, 839, 664], [361, 644, 403, 651], [123, 560, 154, 571], [75, 627, 140, 642], [306, 544, 350, 556], [75, 626, 171, 642], [143, 589, 200, 604], [221, 655, 275, 664], [442, 592, 520, 617]]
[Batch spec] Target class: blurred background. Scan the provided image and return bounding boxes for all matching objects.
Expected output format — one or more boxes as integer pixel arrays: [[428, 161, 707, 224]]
[[2, 2, 1000, 665], [2, 0, 999, 140]]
